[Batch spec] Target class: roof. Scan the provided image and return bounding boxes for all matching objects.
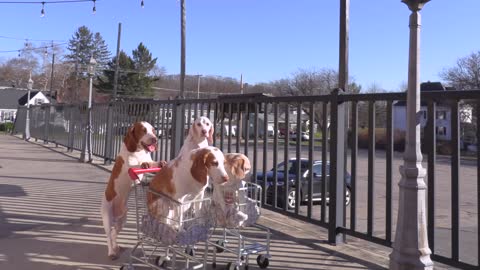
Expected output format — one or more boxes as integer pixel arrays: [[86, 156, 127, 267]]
[[18, 91, 40, 106], [0, 88, 29, 109], [394, 81, 454, 106]]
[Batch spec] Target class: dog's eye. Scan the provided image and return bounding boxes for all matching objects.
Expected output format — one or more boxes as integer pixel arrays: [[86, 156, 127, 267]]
[[212, 161, 219, 167], [205, 122, 210, 126], [197, 123, 201, 127]]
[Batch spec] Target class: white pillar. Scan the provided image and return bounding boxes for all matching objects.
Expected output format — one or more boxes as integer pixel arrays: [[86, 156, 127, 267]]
[[389, 1, 433, 269]]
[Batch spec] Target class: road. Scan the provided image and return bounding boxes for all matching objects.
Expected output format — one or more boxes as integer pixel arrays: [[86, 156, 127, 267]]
[[220, 139, 478, 266]]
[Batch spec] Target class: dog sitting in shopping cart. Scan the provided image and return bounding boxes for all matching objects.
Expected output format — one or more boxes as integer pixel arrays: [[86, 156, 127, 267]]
[[147, 146, 229, 229], [212, 153, 252, 227], [177, 116, 214, 158], [101, 121, 166, 260]]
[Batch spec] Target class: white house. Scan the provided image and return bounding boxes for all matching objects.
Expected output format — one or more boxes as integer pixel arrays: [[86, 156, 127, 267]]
[[0, 87, 50, 123], [393, 82, 472, 141]]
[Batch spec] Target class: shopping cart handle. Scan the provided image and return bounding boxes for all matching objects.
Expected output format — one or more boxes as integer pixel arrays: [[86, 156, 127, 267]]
[[128, 167, 161, 181]]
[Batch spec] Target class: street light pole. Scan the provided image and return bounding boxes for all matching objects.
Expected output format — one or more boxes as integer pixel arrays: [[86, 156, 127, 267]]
[[23, 73, 33, 141], [389, 1, 433, 269], [80, 56, 97, 163], [196, 74, 202, 99]]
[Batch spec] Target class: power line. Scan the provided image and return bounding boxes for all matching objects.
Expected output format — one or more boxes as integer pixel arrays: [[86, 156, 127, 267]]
[[0, 42, 67, 54], [0, 0, 95, 3], [0, 35, 66, 42]]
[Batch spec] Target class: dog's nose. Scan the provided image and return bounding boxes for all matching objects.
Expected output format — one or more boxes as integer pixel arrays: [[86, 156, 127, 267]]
[[202, 130, 207, 135], [151, 138, 157, 144], [222, 175, 229, 183]]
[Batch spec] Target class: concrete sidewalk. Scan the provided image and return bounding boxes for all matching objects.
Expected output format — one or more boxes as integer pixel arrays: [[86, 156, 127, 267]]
[[0, 134, 455, 270]]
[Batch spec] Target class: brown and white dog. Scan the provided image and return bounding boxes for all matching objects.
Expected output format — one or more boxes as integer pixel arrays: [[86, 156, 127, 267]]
[[177, 116, 214, 159], [101, 121, 166, 260], [212, 153, 252, 227], [148, 146, 229, 227]]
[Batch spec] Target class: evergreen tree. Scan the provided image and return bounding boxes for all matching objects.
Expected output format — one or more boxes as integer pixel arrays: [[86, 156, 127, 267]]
[[131, 42, 158, 97], [65, 26, 110, 77], [97, 43, 158, 99]]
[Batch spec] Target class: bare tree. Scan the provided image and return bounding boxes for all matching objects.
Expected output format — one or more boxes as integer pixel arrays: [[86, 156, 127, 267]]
[[272, 68, 361, 132], [440, 51, 480, 90]]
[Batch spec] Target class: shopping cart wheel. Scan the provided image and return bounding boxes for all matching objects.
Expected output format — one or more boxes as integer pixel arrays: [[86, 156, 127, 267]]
[[226, 262, 240, 270], [256, 255, 269, 269], [215, 240, 226, 253], [155, 256, 167, 267], [185, 246, 195, 257]]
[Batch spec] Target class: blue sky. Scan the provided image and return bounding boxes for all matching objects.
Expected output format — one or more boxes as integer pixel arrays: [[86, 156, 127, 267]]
[[1, 0, 479, 92]]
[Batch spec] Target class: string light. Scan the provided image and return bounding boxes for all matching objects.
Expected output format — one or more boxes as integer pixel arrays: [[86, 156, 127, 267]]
[[0, 1, 100, 16], [141, 0, 144, 8], [40, 2, 45, 17]]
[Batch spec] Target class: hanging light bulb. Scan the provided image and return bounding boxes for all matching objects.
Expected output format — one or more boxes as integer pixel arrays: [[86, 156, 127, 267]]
[[92, 0, 96, 14], [40, 2, 45, 17], [141, 0, 144, 8]]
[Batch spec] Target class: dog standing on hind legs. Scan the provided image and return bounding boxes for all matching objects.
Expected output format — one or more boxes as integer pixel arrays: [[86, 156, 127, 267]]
[[100, 121, 166, 260]]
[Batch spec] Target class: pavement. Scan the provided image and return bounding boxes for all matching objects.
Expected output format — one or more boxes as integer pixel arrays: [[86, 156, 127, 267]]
[[0, 134, 459, 270]]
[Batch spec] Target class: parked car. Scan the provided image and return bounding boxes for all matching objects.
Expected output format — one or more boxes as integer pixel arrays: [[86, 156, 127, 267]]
[[256, 158, 351, 209], [290, 132, 309, 141]]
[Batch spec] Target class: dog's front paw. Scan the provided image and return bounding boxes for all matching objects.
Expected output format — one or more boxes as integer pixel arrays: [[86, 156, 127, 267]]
[[140, 162, 151, 169], [108, 246, 124, 260], [158, 160, 167, 168]]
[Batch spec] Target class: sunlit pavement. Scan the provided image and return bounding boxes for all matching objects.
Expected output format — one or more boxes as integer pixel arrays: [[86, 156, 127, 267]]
[[0, 134, 458, 270]]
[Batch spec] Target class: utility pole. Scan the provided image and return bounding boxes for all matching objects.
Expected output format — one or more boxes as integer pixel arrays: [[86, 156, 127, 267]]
[[113, 22, 122, 101], [49, 49, 55, 102], [179, 0, 186, 98]]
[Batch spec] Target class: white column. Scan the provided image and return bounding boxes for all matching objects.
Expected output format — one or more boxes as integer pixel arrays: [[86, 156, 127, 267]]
[[389, 1, 433, 269]]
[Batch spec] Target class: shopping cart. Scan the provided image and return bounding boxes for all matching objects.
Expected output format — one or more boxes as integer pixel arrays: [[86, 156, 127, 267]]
[[208, 182, 271, 270], [121, 167, 213, 270]]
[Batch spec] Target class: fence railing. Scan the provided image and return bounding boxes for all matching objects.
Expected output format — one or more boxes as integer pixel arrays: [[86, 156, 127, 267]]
[[13, 90, 480, 270]]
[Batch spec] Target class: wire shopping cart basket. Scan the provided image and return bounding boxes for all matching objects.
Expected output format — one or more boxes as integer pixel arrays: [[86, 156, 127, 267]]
[[208, 182, 272, 270], [121, 167, 213, 270]]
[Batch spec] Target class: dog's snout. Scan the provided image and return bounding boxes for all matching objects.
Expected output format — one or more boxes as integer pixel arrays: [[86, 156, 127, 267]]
[[151, 137, 158, 144], [222, 175, 229, 183], [201, 129, 208, 135]]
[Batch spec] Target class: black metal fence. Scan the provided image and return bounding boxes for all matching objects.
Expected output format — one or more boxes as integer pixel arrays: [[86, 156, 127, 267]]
[[13, 90, 480, 269]]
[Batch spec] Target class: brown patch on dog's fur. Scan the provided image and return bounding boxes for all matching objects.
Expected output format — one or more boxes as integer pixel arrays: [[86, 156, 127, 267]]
[[124, 122, 147, 152], [190, 148, 215, 186], [225, 153, 251, 180], [148, 165, 175, 203], [105, 156, 124, 201]]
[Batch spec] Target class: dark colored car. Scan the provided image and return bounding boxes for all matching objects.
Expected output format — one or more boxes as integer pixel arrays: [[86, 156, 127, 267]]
[[256, 158, 351, 209]]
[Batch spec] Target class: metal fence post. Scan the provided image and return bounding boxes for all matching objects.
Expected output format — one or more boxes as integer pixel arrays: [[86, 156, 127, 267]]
[[67, 105, 75, 152], [328, 88, 346, 245], [43, 104, 50, 144], [104, 102, 114, 165]]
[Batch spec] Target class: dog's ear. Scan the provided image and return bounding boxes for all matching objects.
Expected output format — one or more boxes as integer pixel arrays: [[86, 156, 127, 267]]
[[208, 123, 214, 145], [190, 148, 210, 186], [124, 125, 138, 152]]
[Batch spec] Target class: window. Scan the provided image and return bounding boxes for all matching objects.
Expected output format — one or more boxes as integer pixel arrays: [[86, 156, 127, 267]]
[[34, 99, 43, 105], [436, 126, 447, 136], [313, 164, 322, 176], [436, 111, 446, 120]]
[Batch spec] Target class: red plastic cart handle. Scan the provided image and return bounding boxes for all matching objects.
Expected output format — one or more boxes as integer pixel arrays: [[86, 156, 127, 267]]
[[128, 167, 161, 181]]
